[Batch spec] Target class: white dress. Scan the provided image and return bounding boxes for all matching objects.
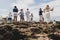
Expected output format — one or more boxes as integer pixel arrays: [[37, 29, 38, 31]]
[[44, 11, 50, 23]]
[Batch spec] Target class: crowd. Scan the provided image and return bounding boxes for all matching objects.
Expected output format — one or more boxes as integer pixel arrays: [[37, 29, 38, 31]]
[[8, 6, 33, 23], [7, 5, 54, 23]]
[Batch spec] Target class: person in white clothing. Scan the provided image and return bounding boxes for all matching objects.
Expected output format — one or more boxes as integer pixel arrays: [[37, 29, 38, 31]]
[[43, 5, 54, 23], [25, 9, 30, 22], [7, 12, 12, 23]]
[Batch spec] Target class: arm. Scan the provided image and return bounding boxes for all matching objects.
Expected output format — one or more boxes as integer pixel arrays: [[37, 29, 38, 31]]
[[18, 12, 20, 15], [50, 8, 54, 11]]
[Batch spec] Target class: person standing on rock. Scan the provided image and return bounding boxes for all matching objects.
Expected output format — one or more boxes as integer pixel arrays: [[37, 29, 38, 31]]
[[19, 9, 24, 22], [43, 5, 54, 24], [30, 13, 33, 22], [25, 9, 30, 22], [13, 6, 18, 22], [39, 8, 44, 23]]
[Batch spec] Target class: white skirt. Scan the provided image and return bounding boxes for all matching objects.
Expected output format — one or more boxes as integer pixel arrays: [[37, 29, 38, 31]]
[[14, 12, 18, 16]]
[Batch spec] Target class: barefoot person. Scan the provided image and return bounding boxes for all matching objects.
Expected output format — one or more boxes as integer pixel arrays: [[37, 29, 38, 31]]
[[25, 9, 30, 22], [13, 6, 18, 22], [43, 5, 54, 23], [19, 9, 24, 22], [39, 8, 43, 23]]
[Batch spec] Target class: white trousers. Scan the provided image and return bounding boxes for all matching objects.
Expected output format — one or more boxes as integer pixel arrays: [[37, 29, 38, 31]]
[[26, 15, 30, 22]]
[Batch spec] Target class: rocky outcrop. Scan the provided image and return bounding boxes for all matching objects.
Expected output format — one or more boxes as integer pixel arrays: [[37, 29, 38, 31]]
[[0, 22, 60, 40]]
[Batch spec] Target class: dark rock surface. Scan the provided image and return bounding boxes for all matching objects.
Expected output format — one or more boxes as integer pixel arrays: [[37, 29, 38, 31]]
[[0, 22, 60, 40]]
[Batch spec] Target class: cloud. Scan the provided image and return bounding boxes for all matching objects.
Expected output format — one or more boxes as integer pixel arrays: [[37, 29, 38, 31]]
[[11, 0, 35, 9]]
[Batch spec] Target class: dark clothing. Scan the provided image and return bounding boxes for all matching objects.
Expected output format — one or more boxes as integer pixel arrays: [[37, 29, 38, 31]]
[[39, 11, 43, 15], [20, 15, 24, 20], [13, 8, 18, 12], [8, 18, 12, 21]]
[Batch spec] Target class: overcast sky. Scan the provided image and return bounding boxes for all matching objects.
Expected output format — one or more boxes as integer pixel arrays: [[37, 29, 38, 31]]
[[0, 0, 60, 21]]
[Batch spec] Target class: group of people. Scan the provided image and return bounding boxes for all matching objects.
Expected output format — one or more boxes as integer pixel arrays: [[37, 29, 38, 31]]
[[7, 5, 54, 23], [13, 6, 33, 22], [39, 5, 54, 23], [8, 6, 33, 23]]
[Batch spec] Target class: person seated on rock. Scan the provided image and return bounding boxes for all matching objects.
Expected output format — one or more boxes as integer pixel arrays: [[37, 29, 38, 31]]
[[53, 20, 56, 25], [7, 12, 12, 23]]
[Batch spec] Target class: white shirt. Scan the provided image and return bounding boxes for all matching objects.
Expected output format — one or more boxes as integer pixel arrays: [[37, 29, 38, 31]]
[[26, 11, 30, 16]]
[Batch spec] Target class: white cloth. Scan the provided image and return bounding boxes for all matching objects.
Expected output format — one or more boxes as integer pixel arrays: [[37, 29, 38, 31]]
[[44, 12, 50, 23], [40, 15, 43, 20], [14, 12, 18, 16], [53, 21, 56, 25], [25, 11, 30, 22]]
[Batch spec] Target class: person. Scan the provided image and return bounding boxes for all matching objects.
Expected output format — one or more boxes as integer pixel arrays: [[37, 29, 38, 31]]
[[0, 16, 3, 24], [43, 5, 54, 23], [39, 8, 43, 23], [19, 9, 24, 22], [30, 13, 33, 22], [13, 6, 18, 22], [25, 9, 30, 22], [7, 12, 12, 23], [53, 20, 56, 25]]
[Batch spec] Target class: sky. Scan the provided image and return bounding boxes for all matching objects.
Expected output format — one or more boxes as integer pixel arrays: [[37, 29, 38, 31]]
[[0, 0, 60, 21]]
